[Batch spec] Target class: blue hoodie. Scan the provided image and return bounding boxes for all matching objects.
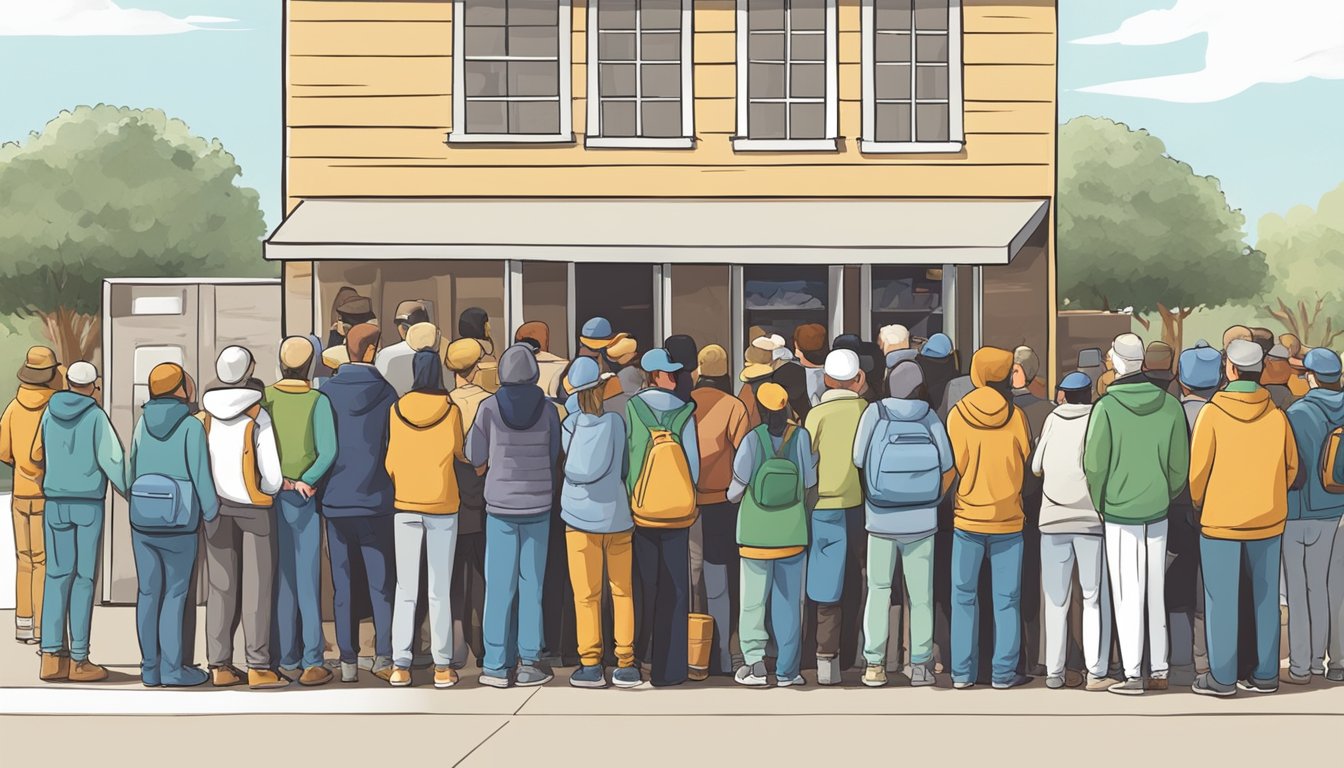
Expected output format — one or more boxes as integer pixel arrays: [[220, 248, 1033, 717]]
[[129, 397, 218, 522], [39, 392, 127, 501], [1287, 388, 1344, 520], [852, 397, 954, 538], [320, 363, 397, 516]]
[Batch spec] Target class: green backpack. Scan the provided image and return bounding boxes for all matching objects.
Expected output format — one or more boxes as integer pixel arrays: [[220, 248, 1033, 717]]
[[737, 425, 809, 550]]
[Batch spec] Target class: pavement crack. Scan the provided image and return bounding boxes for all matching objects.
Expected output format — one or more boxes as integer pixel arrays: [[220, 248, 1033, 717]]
[[452, 720, 509, 767], [513, 686, 542, 716]]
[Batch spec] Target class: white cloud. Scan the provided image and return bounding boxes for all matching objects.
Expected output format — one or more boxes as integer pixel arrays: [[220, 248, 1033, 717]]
[[1072, 0, 1344, 103], [0, 0, 237, 36]]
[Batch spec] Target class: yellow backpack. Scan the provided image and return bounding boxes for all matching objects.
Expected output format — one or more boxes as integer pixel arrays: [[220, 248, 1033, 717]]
[[627, 398, 697, 528]]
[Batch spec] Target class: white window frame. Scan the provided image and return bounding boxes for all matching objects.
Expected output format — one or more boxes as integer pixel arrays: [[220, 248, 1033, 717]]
[[585, 0, 696, 149], [859, 0, 963, 154], [449, 0, 575, 144], [732, 0, 839, 152]]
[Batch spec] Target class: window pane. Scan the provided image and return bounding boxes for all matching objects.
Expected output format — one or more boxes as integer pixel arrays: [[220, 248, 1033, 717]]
[[598, 0, 637, 28], [509, 100, 560, 133], [465, 0, 507, 26], [749, 31, 785, 61], [748, 0, 784, 31], [510, 0, 558, 26], [749, 63, 786, 99], [915, 64, 948, 100], [599, 31, 637, 60], [509, 60, 559, 96], [874, 64, 911, 100], [642, 63, 681, 98], [874, 102, 912, 143], [466, 100, 509, 133], [915, 102, 949, 142], [508, 25, 559, 57], [874, 0, 912, 31], [465, 60, 508, 97], [790, 63, 825, 98], [641, 0, 682, 30], [642, 31, 681, 61], [916, 32, 948, 63], [789, 102, 825, 139], [913, 0, 948, 31], [599, 63, 637, 97], [791, 32, 825, 61], [642, 101, 682, 137], [790, 0, 826, 31], [465, 27, 507, 56], [601, 100, 638, 136], [748, 102, 786, 139], [875, 32, 910, 63]]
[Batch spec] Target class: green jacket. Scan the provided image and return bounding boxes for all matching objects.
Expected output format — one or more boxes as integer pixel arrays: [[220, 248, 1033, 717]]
[[262, 381, 337, 487], [803, 390, 867, 510], [1083, 378, 1190, 524]]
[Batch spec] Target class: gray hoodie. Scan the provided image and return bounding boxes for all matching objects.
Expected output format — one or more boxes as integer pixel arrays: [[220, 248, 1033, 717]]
[[1030, 403, 1102, 536]]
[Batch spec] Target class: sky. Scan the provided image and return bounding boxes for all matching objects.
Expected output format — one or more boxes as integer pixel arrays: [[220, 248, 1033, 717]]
[[2, 0, 1342, 241]]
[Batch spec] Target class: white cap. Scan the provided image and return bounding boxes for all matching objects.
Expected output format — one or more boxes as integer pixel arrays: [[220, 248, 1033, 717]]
[[824, 349, 861, 381], [751, 333, 786, 352], [1226, 338, 1265, 371], [1111, 333, 1145, 363], [216, 345, 254, 386], [67, 361, 97, 387]]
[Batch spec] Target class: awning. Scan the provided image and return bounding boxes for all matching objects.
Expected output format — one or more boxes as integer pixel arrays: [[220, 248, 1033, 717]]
[[264, 197, 1049, 266]]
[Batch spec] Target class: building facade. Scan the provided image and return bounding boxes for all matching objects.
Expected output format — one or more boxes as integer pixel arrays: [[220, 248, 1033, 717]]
[[267, 0, 1057, 380]]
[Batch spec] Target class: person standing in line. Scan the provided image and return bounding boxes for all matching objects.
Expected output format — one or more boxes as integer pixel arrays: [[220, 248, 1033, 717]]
[[467, 344, 562, 688], [1031, 372, 1112, 692], [264, 337, 337, 687], [1085, 333, 1190, 696], [458, 307, 500, 392], [34, 362, 124, 682], [1263, 343, 1300, 411], [737, 340, 776, 432], [916, 333, 958, 415], [792, 324, 829, 407], [516, 321, 570, 400], [1010, 345, 1051, 677], [446, 339, 492, 672], [1143, 341, 1178, 395], [728, 383, 816, 688], [374, 301, 433, 397]]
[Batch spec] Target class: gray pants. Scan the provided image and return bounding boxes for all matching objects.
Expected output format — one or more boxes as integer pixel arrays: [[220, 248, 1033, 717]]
[[205, 502, 277, 670], [1283, 517, 1344, 677]]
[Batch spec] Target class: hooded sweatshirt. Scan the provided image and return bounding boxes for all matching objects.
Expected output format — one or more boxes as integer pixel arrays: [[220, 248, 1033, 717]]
[[918, 355, 959, 413], [1083, 377, 1189, 525], [320, 363, 398, 516], [946, 349, 1032, 534], [1190, 382, 1299, 539], [200, 388, 283, 508], [37, 392, 126, 501], [561, 409, 632, 533], [853, 397, 954, 537], [1286, 388, 1344, 520], [386, 392, 465, 514], [465, 345, 561, 518], [1030, 403, 1102, 536], [1, 384, 57, 499], [129, 397, 219, 522]]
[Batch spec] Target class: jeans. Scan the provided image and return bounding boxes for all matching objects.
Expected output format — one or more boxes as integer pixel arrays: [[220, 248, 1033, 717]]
[[566, 527, 636, 667], [326, 514, 395, 664], [12, 497, 45, 634], [808, 507, 849, 659], [451, 532, 487, 669], [740, 552, 805, 680], [392, 512, 459, 668], [1105, 520, 1169, 679], [204, 503, 276, 670], [1202, 534, 1282, 687], [699, 503, 741, 674], [274, 490, 324, 670], [483, 513, 550, 675], [1040, 532, 1111, 679], [951, 529, 1023, 686], [864, 533, 935, 667], [634, 526, 691, 686], [40, 501, 103, 660], [1282, 518, 1344, 677], [132, 529, 199, 685]]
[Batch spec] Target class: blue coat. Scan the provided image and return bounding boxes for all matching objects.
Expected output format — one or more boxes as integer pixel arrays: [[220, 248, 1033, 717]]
[[319, 363, 397, 516], [129, 398, 218, 523], [1286, 388, 1344, 521], [40, 392, 127, 501]]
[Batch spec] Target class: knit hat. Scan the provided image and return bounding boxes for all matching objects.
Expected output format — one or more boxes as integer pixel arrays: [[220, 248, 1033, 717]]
[[824, 349, 861, 381], [498, 343, 540, 385], [920, 333, 953, 360], [1144, 341, 1174, 371], [697, 345, 729, 378], [148, 362, 186, 398], [66, 361, 98, 387], [1226, 339, 1265, 371], [515, 320, 552, 353], [215, 346, 254, 386], [445, 338, 486, 373], [1303, 348, 1342, 383], [405, 322, 441, 352], [756, 382, 788, 412], [1179, 342, 1222, 390], [279, 336, 315, 373], [1110, 333, 1145, 364]]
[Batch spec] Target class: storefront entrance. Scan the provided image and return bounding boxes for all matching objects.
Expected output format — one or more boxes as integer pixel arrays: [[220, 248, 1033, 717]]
[[574, 263, 657, 352]]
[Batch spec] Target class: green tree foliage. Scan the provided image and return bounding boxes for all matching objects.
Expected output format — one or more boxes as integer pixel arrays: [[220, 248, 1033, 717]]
[[0, 105, 273, 363], [1257, 182, 1344, 349], [1058, 116, 1269, 351]]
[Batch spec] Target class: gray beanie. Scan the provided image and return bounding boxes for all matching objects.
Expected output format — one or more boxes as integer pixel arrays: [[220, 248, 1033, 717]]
[[887, 361, 925, 399], [498, 343, 540, 385]]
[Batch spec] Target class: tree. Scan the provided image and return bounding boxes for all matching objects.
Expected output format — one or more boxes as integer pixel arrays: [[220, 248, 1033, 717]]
[[1057, 116, 1269, 352], [1257, 182, 1344, 348], [0, 105, 273, 363]]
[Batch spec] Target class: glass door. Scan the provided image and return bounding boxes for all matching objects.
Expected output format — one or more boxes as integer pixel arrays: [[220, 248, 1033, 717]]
[[742, 265, 830, 347], [870, 265, 944, 344], [574, 263, 656, 353]]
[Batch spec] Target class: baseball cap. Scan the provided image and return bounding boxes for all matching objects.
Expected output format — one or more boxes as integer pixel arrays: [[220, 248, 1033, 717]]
[[824, 349, 861, 381], [640, 348, 683, 374], [1227, 338, 1265, 371], [566, 356, 613, 393], [580, 317, 616, 349], [1303, 348, 1342, 383]]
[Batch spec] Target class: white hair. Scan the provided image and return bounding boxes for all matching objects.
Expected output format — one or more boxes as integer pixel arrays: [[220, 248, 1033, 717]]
[[1110, 349, 1143, 378], [879, 324, 910, 351]]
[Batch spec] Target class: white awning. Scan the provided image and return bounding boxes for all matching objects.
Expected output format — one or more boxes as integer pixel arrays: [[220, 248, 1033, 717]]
[[264, 197, 1049, 266]]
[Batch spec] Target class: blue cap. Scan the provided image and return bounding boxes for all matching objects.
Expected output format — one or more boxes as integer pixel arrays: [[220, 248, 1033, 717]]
[[566, 356, 610, 393], [1179, 341, 1222, 390], [920, 333, 953, 360], [580, 316, 614, 343], [1058, 371, 1092, 392], [1304, 348, 1342, 383], [640, 348, 683, 374]]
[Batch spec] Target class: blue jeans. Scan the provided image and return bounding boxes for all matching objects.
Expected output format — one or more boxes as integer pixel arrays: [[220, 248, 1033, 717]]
[[951, 530, 1023, 686], [740, 552, 805, 680], [132, 529, 199, 685], [326, 514, 395, 664], [274, 491, 324, 669], [483, 513, 550, 675], [41, 501, 104, 660], [1201, 535, 1282, 687], [806, 508, 847, 605]]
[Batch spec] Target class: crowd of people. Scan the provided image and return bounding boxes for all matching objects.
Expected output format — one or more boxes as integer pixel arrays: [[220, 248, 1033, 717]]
[[3, 293, 1343, 698]]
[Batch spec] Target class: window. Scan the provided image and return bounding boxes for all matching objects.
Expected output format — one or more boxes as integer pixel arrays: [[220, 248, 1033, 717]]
[[870, 266, 944, 341], [586, 0, 694, 148], [742, 265, 830, 345], [734, 0, 838, 151], [451, 0, 573, 143], [861, 0, 963, 153]]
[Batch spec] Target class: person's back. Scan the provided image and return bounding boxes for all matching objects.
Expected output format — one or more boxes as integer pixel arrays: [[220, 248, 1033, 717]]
[[560, 409, 631, 533], [1084, 377, 1188, 525], [41, 391, 125, 502], [806, 386, 867, 513], [262, 381, 335, 488], [132, 396, 216, 509], [387, 390, 465, 514], [946, 367, 1032, 533], [467, 345, 561, 518], [1, 381, 56, 500], [320, 361, 397, 516], [1286, 386, 1344, 521], [690, 386, 748, 506], [200, 384, 282, 510], [1033, 402, 1098, 533], [374, 341, 416, 398]]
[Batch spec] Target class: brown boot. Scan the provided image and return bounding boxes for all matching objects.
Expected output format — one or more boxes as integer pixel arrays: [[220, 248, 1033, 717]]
[[40, 653, 70, 682], [68, 660, 109, 683], [248, 668, 291, 690], [211, 665, 245, 687], [299, 665, 334, 687]]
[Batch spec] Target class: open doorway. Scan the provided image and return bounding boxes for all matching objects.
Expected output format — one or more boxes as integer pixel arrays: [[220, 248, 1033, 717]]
[[574, 263, 656, 351]]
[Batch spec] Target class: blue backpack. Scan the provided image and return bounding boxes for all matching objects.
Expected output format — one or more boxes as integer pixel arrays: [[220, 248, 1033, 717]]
[[864, 406, 942, 508], [129, 422, 200, 533]]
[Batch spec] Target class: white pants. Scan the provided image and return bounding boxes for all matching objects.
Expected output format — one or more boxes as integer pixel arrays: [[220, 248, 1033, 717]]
[[1040, 532, 1111, 679], [392, 512, 459, 668], [1283, 518, 1344, 676], [1104, 520, 1168, 679]]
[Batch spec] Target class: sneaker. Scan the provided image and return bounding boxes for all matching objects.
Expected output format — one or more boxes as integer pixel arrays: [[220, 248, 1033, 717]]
[[612, 666, 644, 689], [1237, 678, 1278, 694], [388, 667, 413, 687], [1192, 673, 1236, 698], [1327, 669, 1344, 683], [1280, 669, 1311, 686], [953, 680, 975, 690], [569, 664, 607, 689], [340, 662, 359, 683], [515, 664, 553, 687], [1084, 674, 1112, 692], [1108, 677, 1145, 696], [993, 674, 1031, 690], [734, 662, 768, 687], [434, 667, 459, 689], [816, 655, 841, 686], [862, 665, 888, 688], [1046, 675, 1065, 690], [776, 674, 806, 688], [15, 617, 35, 644], [479, 670, 510, 688], [909, 663, 935, 688]]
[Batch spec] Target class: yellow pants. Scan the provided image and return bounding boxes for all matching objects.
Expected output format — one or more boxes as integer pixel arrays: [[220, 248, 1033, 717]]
[[565, 527, 635, 668], [12, 497, 46, 631]]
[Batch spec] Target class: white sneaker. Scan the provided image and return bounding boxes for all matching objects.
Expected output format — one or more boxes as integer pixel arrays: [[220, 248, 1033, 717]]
[[340, 661, 359, 683], [816, 656, 841, 686], [776, 674, 806, 688], [734, 663, 768, 687]]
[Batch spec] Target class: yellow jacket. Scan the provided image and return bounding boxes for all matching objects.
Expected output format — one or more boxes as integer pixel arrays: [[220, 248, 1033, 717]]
[[385, 392, 466, 514], [946, 348, 1033, 534], [0, 385, 56, 499], [1189, 383, 1299, 540]]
